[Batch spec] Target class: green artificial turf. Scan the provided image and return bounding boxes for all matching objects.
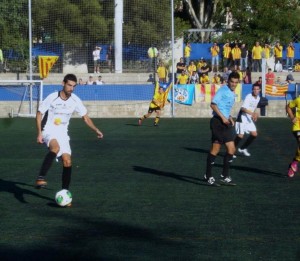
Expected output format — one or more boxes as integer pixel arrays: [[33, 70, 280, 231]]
[[0, 118, 299, 261]]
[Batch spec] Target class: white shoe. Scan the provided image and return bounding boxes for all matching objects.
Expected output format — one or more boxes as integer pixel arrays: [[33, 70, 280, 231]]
[[233, 155, 237, 159], [238, 148, 251, 156]]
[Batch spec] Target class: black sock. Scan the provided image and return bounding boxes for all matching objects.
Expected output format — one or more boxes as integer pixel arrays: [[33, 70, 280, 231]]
[[234, 136, 242, 148], [62, 166, 72, 189], [205, 153, 216, 178], [38, 151, 57, 177], [222, 153, 233, 178], [241, 135, 256, 150]]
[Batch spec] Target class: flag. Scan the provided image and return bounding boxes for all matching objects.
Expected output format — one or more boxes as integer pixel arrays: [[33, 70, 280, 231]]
[[171, 84, 195, 105], [38, 56, 59, 79], [265, 83, 288, 97]]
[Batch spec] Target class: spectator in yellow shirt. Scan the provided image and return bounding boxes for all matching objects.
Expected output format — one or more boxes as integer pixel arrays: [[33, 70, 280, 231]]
[[231, 44, 241, 70], [252, 41, 263, 72], [274, 42, 283, 66], [200, 73, 210, 84], [223, 42, 232, 68], [210, 42, 220, 72], [212, 73, 221, 84], [156, 61, 168, 83], [187, 61, 197, 76], [176, 70, 189, 85], [286, 42, 295, 69], [264, 43, 272, 70], [184, 42, 192, 66]]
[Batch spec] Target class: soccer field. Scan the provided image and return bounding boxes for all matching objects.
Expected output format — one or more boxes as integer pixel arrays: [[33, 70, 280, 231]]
[[0, 118, 299, 260]]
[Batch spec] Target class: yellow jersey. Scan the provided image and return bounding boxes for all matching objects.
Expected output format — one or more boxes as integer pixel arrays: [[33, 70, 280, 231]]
[[210, 46, 220, 56], [150, 82, 172, 108], [287, 46, 295, 58], [177, 74, 189, 85], [288, 97, 300, 131], [274, 45, 283, 58], [184, 45, 191, 58], [252, 46, 263, 59]]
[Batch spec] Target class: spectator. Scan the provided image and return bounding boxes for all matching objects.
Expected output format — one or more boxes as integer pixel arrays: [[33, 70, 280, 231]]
[[232, 43, 241, 70], [265, 68, 275, 85], [157, 61, 168, 83], [196, 58, 205, 76], [286, 68, 295, 83], [286, 42, 295, 70], [252, 41, 263, 72], [200, 73, 210, 84], [187, 61, 196, 76], [184, 42, 192, 66], [176, 57, 186, 78], [86, 75, 96, 85], [210, 42, 220, 72], [243, 67, 252, 84], [199, 60, 210, 77], [78, 78, 84, 85], [223, 41, 232, 68], [240, 43, 248, 71], [93, 46, 101, 74], [176, 70, 189, 85], [275, 76, 282, 84], [212, 73, 221, 84], [264, 43, 272, 70], [189, 70, 199, 84], [274, 42, 283, 68], [147, 45, 158, 72], [96, 76, 104, 85], [106, 44, 114, 73], [222, 67, 231, 83], [253, 76, 262, 89]]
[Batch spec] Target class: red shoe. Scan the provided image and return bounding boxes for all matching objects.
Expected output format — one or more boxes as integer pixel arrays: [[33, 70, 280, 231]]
[[288, 168, 295, 178], [138, 119, 142, 126]]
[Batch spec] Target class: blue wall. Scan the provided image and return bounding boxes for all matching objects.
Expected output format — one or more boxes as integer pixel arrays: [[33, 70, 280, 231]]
[[0, 83, 296, 101]]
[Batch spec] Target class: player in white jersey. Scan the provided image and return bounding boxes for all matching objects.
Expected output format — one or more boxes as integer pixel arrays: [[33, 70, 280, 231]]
[[35, 74, 103, 196], [234, 84, 261, 157]]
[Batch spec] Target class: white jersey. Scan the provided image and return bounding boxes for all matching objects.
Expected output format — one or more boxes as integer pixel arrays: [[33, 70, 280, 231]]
[[236, 93, 260, 135], [237, 93, 260, 123], [39, 91, 87, 134]]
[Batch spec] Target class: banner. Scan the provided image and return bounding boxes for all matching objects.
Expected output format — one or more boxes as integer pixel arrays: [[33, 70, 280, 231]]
[[195, 83, 242, 102], [265, 83, 288, 97], [171, 84, 195, 105], [38, 56, 59, 79]]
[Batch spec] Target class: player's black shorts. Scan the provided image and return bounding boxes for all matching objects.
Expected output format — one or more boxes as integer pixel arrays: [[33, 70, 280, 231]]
[[148, 106, 160, 113], [210, 116, 236, 144]]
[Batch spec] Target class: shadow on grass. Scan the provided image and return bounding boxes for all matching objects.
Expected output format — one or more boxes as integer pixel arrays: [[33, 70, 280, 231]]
[[133, 165, 209, 186], [0, 178, 53, 203], [214, 164, 285, 178], [0, 217, 189, 260]]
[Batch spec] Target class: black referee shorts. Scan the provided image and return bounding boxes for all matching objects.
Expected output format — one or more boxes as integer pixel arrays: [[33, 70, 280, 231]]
[[210, 116, 236, 144]]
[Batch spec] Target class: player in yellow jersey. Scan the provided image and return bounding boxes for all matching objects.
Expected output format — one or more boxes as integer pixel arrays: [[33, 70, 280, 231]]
[[286, 97, 300, 177], [138, 82, 172, 126]]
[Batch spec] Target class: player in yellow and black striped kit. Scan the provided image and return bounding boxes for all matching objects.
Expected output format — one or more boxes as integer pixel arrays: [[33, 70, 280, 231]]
[[286, 97, 300, 177], [138, 82, 172, 126]]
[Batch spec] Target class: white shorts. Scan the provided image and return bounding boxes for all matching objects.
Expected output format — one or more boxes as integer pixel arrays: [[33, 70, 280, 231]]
[[42, 131, 71, 157], [235, 121, 257, 135]]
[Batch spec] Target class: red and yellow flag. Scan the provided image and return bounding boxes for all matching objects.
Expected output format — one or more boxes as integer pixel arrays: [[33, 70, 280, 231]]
[[38, 56, 59, 79], [265, 83, 288, 97]]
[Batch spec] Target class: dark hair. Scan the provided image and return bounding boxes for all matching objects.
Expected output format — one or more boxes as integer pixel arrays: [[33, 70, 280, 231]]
[[63, 74, 77, 83], [228, 71, 240, 81]]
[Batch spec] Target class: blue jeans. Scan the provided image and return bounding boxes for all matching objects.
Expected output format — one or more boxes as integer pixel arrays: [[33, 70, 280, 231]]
[[240, 58, 248, 70], [286, 58, 294, 69]]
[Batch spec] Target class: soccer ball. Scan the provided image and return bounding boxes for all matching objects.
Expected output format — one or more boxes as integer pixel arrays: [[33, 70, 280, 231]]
[[55, 189, 72, 207]]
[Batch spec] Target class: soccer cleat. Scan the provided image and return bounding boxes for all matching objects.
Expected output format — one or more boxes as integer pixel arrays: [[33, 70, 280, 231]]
[[238, 148, 251, 156], [288, 168, 295, 178], [35, 176, 47, 189], [290, 161, 298, 173], [220, 175, 236, 186], [138, 119, 142, 126], [204, 175, 220, 186], [233, 154, 237, 159], [154, 122, 158, 126], [66, 203, 72, 207]]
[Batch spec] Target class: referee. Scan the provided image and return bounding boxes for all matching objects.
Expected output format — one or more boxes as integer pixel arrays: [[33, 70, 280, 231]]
[[204, 71, 240, 186]]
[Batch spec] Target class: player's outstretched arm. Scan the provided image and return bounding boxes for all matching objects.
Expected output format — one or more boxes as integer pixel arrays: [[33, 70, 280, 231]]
[[82, 114, 103, 139], [36, 111, 44, 144]]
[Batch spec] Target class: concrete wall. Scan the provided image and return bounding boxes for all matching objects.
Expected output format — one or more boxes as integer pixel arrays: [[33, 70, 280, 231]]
[[3, 100, 286, 119]]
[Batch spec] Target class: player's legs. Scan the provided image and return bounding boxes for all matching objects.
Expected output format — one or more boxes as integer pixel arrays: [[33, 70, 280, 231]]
[[222, 141, 235, 178], [36, 139, 60, 188], [138, 110, 153, 125], [288, 132, 300, 177], [240, 131, 257, 150], [61, 153, 72, 189], [205, 142, 221, 180], [154, 110, 161, 126]]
